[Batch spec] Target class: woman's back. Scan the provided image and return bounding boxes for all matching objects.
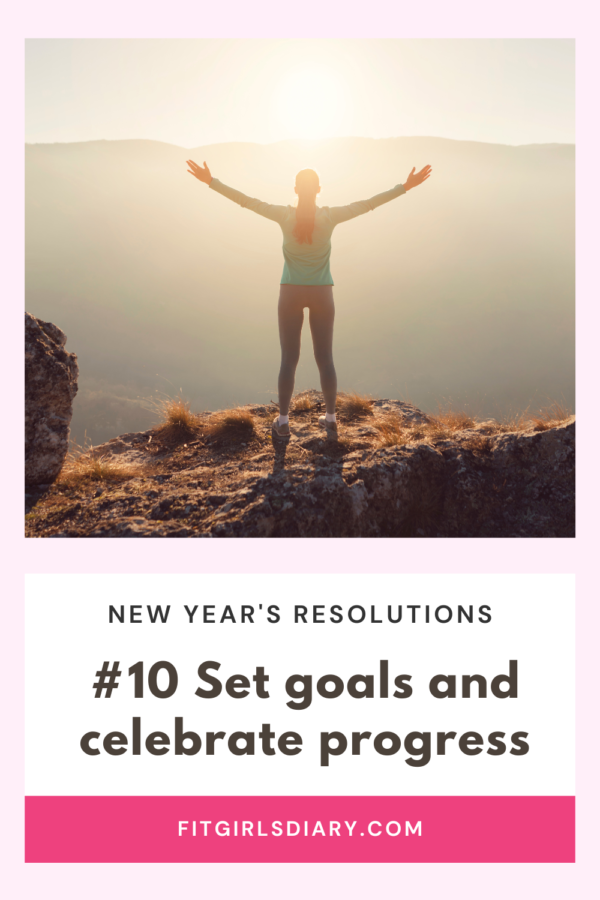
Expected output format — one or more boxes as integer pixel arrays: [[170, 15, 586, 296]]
[[208, 177, 407, 286], [280, 206, 335, 286]]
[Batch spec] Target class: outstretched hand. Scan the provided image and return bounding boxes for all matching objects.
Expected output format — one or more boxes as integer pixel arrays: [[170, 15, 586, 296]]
[[186, 159, 212, 185], [403, 165, 432, 191]]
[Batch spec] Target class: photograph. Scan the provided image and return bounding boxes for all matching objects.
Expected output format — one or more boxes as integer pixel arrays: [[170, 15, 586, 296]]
[[24, 38, 575, 537]]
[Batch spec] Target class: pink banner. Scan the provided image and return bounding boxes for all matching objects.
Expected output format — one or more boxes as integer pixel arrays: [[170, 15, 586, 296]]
[[25, 796, 575, 863]]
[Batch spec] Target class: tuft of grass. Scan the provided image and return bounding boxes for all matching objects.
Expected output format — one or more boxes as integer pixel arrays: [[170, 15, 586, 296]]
[[463, 434, 494, 454], [338, 391, 374, 420], [375, 413, 407, 447], [292, 395, 313, 413], [58, 446, 142, 487], [433, 408, 475, 432], [492, 402, 571, 434], [529, 402, 572, 432], [494, 411, 532, 434], [206, 407, 256, 441], [152, 395, 203, 444]]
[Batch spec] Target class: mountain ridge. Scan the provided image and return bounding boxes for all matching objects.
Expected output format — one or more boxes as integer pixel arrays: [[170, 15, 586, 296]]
[[26, 135, 576, 149]]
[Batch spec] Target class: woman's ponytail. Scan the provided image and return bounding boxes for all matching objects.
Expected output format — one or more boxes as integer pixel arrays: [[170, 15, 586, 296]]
[[293, 169, 320, 245]]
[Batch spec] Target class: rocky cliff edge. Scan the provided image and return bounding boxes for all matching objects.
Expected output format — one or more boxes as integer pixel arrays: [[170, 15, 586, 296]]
[[25, 390, 575, 538]]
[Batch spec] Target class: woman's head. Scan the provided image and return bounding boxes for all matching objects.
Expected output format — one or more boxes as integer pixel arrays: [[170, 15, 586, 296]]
[[293, 168, 321, 245], [294, 168, 320, 199]]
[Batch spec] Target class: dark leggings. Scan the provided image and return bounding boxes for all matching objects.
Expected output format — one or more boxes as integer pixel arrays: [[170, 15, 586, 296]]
[[278, 284, 337, 416]]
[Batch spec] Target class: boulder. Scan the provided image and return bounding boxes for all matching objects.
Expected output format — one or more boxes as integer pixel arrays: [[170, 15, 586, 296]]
[[25, 313, 79, 485]]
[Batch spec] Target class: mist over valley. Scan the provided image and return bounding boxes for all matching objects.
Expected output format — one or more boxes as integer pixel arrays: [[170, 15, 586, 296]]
[[25, 136, 575, 445]]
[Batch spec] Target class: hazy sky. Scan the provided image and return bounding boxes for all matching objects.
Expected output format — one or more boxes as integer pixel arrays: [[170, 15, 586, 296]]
[[25, 39, 574, 147]]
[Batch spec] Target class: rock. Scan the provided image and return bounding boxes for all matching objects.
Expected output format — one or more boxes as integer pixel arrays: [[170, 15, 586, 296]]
[[25, 313, 79, 486], [24, 390, 575, 538], [89, 517, 169, 537], [371, 398, 431, 424]]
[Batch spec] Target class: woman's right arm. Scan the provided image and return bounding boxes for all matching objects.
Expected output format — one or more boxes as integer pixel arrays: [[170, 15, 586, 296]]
[[186, 159, 287, 224]]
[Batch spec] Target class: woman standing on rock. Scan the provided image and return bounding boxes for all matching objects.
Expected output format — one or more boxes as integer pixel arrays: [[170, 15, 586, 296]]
[[186, 159, 432, 443]]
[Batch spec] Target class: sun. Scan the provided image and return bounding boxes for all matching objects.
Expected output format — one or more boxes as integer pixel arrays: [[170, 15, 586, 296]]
[[272, 65, 348, 141]]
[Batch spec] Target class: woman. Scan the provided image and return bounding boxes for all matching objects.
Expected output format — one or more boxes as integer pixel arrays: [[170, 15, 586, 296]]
[[186, 159, 432, 443]]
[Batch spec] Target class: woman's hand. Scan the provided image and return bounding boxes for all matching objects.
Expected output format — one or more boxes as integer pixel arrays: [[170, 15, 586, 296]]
[[186, 159, 212, 185], [403, 165, 432, 191]]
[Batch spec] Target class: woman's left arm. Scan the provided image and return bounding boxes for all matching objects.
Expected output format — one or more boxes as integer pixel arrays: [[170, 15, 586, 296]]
[[329, 165, 432, 226]]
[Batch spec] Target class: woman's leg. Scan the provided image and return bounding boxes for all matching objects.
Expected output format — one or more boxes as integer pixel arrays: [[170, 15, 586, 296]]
[[308, 286, 337, 415], [277, 286, 305, 417]]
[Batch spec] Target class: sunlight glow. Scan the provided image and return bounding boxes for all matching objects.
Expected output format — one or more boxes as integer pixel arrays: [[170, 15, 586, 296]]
[[272, 66, 348, 141]]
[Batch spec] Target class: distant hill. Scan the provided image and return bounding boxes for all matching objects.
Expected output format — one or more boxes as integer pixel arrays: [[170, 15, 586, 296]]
[[25, 136, 575, 445]]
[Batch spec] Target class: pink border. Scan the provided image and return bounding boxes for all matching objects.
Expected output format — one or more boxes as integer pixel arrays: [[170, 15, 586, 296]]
[[4, 3, 600, 897], [19, 538, 581, 574]]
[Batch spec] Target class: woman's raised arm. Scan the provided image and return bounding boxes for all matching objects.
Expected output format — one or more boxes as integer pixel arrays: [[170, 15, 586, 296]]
[[329, 165, 432, 226], [186, 159, 287, 224]]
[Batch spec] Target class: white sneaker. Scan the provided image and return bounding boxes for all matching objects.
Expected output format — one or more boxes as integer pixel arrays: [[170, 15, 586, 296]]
[[271, 417, 291, 444], [318, 415, 338, 442]]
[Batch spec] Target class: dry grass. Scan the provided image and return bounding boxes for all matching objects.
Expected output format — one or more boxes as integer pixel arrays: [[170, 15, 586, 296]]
[[376, 406, 471, 448], [529, 402, 572, 432], [150, 395, 203, 444], [375, 399, 572, 449], [58, 446, 143, 487], [375, 412, 487, 449], [375, 415, 436, 447], [206, 407, 256, 441], [434, 408, 475, 431], [462, 434, 494, 454], [292, 395, 313, 413], [375, 413, 409, 447], [338, 391, 374, 420], [493, 403, 571, 434], [493, 413, 532, 434]]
